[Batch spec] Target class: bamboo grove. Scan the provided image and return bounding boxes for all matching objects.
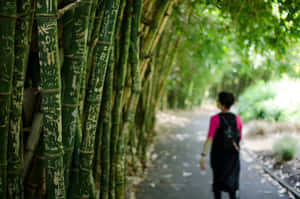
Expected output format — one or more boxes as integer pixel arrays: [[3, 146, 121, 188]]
[[0, 0, 182, 198], [1, 0, 299, 198]]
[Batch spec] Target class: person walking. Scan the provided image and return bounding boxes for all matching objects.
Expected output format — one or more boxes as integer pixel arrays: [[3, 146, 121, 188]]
[[200, 92, 243, 199]]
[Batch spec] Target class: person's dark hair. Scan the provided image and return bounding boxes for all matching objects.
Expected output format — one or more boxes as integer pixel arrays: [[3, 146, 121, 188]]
[[218, 91, 235, 109]]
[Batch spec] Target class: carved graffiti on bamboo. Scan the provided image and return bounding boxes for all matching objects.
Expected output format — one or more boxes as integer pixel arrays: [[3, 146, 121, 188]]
[[48, 160, 65, 198]]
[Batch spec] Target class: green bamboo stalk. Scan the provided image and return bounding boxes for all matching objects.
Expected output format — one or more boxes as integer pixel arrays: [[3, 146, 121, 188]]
[[66, 116, 82, 199], [0, 1, 17, 198], [61, 1, 75, 55], [114, 1, 143, 198], [61, 0, 93, 193], [36, 0, 65, 198], [140, 0, 175, 79], [24, 140, 45, 199], [114, 0, 126, 68], [138, 61, 154, 168], [141, 0, 169, 57], [23, 113, 43, 179], [110, 1, 132, 199], [155, 38, 181, 111], [87, 0, 100, 42], [7, 1, 32, 198], [99, 51, 114, 199], [78, 0, 120, 198], [79, 0, 105, 118], [93, 114, 103, 197]]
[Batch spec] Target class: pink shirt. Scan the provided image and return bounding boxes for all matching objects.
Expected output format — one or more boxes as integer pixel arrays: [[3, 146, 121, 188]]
[[207, 114, 242, 140]]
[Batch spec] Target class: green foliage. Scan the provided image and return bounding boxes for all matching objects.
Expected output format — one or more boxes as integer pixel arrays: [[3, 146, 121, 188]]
[[238, 79, 300, 122], [163, 0, 300, 110], [272, 135, 300, 161]]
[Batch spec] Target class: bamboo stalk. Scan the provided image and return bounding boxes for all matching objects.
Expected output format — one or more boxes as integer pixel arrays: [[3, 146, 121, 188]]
[[80, 0, 105, 119], [24, 141, 45, 199], [78, 0, 120, 198], [99, 51, 114, 199], [66, 116, 82, 199], [114, 0, 143, 198], [61, 0, 93, 193], [155, 37, 181, 111], [23, 113, 43, 179], [140, 0, 169, 58], [111, 1, 132, 199], [87, 0, 100, 43], [140, 0, 176, 79], [7, 0, 32, 198], [36, 0, 65, 198], [0, 1, 17, 198], [57, 0, 79, 19]]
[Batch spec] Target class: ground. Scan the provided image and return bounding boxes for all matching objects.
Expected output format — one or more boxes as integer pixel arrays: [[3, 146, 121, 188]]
[[135, 109, 295, 199]]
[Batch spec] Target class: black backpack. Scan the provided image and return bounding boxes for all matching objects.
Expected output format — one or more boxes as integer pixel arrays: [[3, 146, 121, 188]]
[[221, 116, 240, 152]]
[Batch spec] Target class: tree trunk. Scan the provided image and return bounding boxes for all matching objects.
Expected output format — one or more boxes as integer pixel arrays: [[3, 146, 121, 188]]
[[36, 0, 65, 198], [0, 1, 17, 198]]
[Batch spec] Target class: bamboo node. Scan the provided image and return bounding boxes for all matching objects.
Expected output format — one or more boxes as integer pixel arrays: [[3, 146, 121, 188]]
[[15, 44, 30, 49], [86, 98, 100, 103], [40, 88, 60, 94], [0, 92, 12, 96], [142, 54, 153, 59], [80, 150, 94, 154], [44, 152, 64, 158], [0, 163, 8, 167], [63, 147, 74, 152], [97, 41, 112, 46], [35, 13, 57, 18], [64, 54, 85, 61], [79, 1, 93, 5], [7, 170, 22, 175], [36, 155, 46, 160], [0, 13, 18, 19], [62, 103, 77, 108], [17, 8, 35, 18]]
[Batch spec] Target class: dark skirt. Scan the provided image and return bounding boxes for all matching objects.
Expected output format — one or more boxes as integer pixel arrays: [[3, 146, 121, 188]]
[[210, 150, 240, 193]]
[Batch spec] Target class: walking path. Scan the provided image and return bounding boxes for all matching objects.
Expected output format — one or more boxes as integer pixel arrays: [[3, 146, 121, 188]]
[[136, 112, 293, 199]]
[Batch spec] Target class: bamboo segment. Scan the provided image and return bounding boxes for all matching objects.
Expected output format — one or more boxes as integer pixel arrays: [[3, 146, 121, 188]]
[[141, 0, 169, 57], [23, 113, 43, 179], [61, 0, 93, 192], [80, 0, 105, 119], [66, 116, 82, 199], [36, 0, 65, 198], [78, 0, 120, 198], [87, 0, 100, 42], [0, 1, 17, 198], [99, 52, 114, 199], [141, 0, 176, 79], [7, 0, 32, 198], [111, 1, 132, 199], [114, 1, 143, 198]]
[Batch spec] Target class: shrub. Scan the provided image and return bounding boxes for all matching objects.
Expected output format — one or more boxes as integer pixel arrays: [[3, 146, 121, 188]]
[[238, 79, 300, 122], [272, 135, 299, 161]]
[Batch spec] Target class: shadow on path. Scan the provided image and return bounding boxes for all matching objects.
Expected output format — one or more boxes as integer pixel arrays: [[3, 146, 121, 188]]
[[136, 113, 292, 199]]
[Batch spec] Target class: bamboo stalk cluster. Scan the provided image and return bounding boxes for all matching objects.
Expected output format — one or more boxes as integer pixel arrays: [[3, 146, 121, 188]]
[[0, 0, 180, 198]]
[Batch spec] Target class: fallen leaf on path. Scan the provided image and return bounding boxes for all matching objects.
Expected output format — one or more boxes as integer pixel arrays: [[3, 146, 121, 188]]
[[162, 174, 173, 178], [183, 171, 192, 177], [150, 183, 156, 188]]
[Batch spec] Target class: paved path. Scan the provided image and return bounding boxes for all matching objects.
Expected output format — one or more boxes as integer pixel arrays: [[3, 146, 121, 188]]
[[136, 113, 292, 199]]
